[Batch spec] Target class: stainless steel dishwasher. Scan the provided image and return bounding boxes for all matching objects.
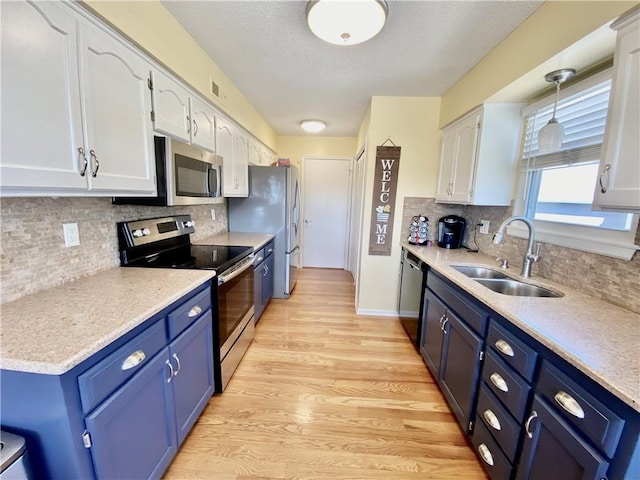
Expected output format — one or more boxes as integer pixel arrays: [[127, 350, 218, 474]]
[[0, 430, 32, 479], [397, 248, 425, 349]]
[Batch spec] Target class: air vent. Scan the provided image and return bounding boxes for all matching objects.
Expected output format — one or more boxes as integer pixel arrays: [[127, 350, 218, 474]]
[[211, 80, 219, 97]]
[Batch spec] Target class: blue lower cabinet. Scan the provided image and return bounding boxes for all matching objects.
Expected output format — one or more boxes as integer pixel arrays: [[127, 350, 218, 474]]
[[420, 288, 447, 379], [516, 395, 609, 480], [85, 348, 177, 480], [171, 311, 214, 445]]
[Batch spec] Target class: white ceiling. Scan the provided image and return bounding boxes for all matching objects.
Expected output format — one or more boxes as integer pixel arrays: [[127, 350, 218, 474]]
[[162, 0, 544, 137]]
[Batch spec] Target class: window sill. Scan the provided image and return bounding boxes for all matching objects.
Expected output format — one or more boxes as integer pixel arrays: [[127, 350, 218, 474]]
[[506, 222, 639, 261]]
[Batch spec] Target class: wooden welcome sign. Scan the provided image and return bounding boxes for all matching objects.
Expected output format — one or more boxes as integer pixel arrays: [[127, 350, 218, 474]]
[[368, 144, 401, 256]]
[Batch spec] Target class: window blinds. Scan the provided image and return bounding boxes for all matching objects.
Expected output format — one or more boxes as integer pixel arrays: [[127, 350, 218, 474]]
[[521, 74, 612, 171]]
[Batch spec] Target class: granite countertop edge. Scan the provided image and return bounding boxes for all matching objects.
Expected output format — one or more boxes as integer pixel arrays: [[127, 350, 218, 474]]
[[402, 242, 640, 413]]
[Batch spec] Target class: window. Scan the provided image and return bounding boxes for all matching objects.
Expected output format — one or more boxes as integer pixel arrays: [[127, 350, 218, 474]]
[[513, 69, 638, 260]]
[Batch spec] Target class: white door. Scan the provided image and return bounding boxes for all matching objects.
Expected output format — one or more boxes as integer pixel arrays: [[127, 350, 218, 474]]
[[302, 157, 351, 268]]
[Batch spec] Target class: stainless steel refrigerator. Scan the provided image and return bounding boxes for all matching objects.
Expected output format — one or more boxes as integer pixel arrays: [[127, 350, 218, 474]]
[[228, 165, 300, 298]]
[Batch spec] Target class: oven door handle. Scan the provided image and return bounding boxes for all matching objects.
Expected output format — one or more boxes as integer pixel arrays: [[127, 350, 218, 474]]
[[218, 255, 255, 285]]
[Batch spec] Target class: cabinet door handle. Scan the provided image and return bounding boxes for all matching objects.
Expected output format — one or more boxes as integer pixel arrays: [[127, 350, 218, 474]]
[[188, 305, 202, 318], [78, 147, 88, 177], [483, 409, 502, 431], [440, 318, 448, 333], [477, 443, 494, 466], [263, 265, 269, 276], [166, 359, 174, 383], [256, 256, 264, 263], [439, 314, 446, 330], [495, 339, 515, 357], [554, 391, 585, 419], [599, 163, 611, 193], [89, 149, 99, 177], [172, 353, 181, 376], [193, 119, 198, 136], [121, 350, 146, 370], [267, 248, 274, 254], [489, 372, 509, 392], [186, 115, 191, 134], [525, 410, 538, 438]]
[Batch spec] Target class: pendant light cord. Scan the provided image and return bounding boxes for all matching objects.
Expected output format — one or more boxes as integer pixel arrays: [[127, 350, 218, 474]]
[[551, 81, 560, 120]]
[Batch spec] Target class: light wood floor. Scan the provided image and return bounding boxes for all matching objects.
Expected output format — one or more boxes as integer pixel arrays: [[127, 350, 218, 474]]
[[164, 268, 488, 479]]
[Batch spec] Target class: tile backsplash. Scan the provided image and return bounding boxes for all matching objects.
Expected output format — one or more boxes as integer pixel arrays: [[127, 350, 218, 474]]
[[402, 197, 640, 314], [0, 197, 227, 304]]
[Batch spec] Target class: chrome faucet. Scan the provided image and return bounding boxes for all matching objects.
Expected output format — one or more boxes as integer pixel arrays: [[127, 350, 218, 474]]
[[492, 216, 541, 278]]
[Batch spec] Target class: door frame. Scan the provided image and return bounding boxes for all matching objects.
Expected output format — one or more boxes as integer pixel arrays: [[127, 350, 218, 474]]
[[300, 155, 353, 269]]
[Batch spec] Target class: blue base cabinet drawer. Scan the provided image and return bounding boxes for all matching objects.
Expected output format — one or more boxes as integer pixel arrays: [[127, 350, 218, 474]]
[[536, 361, 624, 457], [487, 322, 537, 382], [78, 319, 166, 413], [483, 350, 531, 423], [476, 383, 522, 461], [167, 287, 212, 339], [472, 419, 513, 480]]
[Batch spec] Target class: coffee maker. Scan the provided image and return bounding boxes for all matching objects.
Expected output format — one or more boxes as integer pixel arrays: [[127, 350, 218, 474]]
[[437, 215, 466, 249]]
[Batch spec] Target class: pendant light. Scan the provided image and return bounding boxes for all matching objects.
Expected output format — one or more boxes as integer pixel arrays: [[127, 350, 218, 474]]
[[537, 69, 576, 153], [306, 0, 388, 46]]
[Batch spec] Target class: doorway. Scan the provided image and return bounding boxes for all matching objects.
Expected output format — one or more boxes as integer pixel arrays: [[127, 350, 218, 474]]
[[301, 156, 352, 268]]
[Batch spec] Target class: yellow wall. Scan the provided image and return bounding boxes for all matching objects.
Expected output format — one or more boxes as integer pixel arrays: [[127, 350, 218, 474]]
[[356, 97, 441, 313], [82, 0, 278, 150], [440, 0, 636, 126], [276, 136, 358, 168]]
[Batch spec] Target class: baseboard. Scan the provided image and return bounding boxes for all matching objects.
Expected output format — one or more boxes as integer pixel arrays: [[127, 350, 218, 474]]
[[355, 308, 399, 317]]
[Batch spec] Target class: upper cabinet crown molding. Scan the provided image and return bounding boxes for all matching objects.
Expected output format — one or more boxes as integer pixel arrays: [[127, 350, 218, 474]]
[[435, 103, 523, 206], [592, 5, 640, 212]]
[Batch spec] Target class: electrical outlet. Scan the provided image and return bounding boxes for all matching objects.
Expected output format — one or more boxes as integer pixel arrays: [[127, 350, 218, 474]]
[[63, 223, 80, 247], [210, 208, 216, 221], [479, 220, 490, 235]]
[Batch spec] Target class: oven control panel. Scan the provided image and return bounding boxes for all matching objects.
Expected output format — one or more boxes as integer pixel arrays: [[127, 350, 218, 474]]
[[118, 215, 196, 247]]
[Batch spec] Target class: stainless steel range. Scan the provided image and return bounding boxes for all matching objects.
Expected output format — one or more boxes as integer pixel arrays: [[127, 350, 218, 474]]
[[118, 215, 254, 392]]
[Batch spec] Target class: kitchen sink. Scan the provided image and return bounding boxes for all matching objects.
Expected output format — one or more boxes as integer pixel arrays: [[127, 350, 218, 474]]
[[475, 278, 563, 298], [450, 264, 563, 298], [451, 265, 508, 279]]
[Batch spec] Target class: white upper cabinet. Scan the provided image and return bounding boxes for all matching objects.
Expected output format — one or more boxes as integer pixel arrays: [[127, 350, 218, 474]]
[[150, 71, 191, 143], [150, 71, 217, 153], [0, 1, 156, 197], [593, 6, 640, 212], [189, 96, 216, 153], [78, 21, 156, 195], [216, 116, 249, 197], [435, 104, 523, 206], [248, 138, 261, 166]]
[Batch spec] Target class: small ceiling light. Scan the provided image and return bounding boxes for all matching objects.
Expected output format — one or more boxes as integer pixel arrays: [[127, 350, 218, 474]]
[[538, 68, 576, 154], [306, 0, 388, 46], [300, 120, 327, 133]]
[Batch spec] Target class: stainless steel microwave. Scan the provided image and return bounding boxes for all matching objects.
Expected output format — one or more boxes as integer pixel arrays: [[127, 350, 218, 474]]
[[114, 136, 223, 206]]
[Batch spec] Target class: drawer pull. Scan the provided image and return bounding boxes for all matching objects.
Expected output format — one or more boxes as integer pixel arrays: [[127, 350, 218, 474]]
[[554, 391, 585, 419], [495, 339, 515, 357], [489, 372, 509, 392], [121, 350, 146, 370], [477, 443, 494, 466], [525, 410, 538, 438], [188, 305, 202, 318], [483, 409, 502, 431]]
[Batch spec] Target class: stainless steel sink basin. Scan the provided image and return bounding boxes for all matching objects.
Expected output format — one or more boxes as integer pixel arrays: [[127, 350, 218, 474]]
[[451, 265, 509, 279], [474, 278, 563, 298], [450, 264, 563, 298]]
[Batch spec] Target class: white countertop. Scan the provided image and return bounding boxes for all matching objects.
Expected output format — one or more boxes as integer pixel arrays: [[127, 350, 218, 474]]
[[195, 232, 274, 250], [0, 268, 215, 375], [403, 242, 640, 412]]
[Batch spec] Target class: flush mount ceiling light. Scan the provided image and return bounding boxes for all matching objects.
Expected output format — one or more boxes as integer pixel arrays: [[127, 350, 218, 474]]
[[306, 0, 388, 46], [300, 120, 327, 133], [538, 68, 576, 154]]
